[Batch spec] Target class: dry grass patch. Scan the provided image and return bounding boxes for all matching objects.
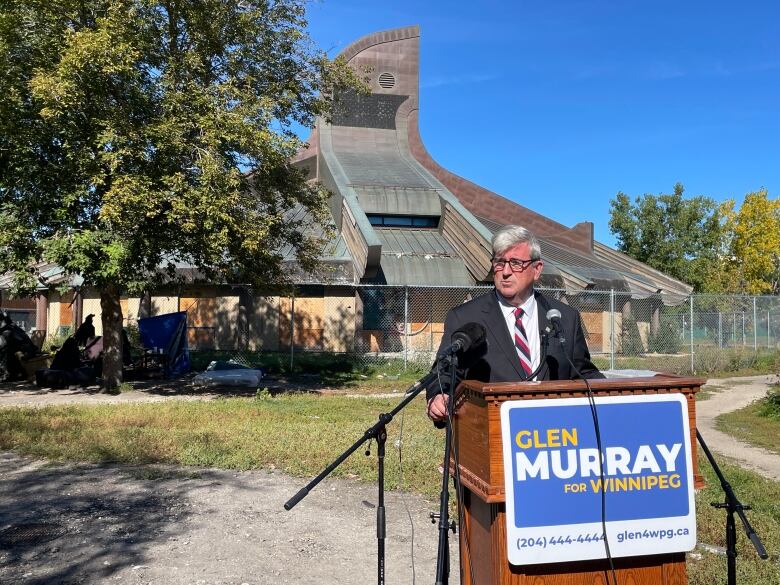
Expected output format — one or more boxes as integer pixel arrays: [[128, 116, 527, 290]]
[[0, 396, 445, 499]]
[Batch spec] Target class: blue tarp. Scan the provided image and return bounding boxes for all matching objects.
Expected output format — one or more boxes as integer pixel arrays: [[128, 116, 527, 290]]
[[137, 312, 190, 376]]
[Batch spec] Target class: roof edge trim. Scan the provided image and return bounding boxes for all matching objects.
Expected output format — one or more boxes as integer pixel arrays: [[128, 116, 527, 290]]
[[337, 25, 420, 62]]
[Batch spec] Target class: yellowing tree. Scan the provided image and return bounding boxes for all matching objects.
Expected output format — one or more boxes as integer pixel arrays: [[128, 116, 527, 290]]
[[721, 189, 780, 294]]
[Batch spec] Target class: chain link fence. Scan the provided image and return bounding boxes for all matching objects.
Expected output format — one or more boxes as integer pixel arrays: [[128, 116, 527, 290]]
[[171, 285, 780, 376], [7, 284, 780, 375]]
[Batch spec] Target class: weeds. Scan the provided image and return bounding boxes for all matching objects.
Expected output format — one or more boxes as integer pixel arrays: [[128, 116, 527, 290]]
[[756, 386, 780, 421], [716, 385, 780, 455]]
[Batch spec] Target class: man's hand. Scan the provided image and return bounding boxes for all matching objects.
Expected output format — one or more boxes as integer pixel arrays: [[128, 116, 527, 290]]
[[426, 394, 449, 422]]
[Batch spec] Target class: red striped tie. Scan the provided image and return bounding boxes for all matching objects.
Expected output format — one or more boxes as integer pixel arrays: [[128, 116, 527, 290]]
[[514, 307, 533, 376]]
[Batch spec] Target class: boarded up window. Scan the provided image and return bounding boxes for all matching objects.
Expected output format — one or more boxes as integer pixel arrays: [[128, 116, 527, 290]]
[[581, 312, 603, 352], [279, 295, 325, 350], [59, 292, 74, 331], [182, 296, 217, 349]]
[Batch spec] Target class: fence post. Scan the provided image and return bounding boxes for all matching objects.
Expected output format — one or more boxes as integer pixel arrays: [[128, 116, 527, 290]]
[[741, 311, 745, 346], [768, 310, 772, 349], [289, 288, 295, 374], [718, 312, 722, 349], [609, 289, 615, 371], [689, 296, 695, 374], [430, 290, 434, 354], [753, 297, 757, 350], [403, 286, 409, 371]]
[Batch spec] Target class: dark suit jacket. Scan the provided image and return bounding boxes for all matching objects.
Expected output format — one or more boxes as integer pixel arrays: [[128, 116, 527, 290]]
[[426, 290, 603, 402]]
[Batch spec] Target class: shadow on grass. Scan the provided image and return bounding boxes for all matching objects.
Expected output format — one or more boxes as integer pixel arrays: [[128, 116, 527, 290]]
[[0, 374, 325, 400]]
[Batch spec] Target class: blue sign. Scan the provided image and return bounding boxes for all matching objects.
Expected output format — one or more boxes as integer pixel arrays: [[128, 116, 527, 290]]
[[500, 394, 696, 565]]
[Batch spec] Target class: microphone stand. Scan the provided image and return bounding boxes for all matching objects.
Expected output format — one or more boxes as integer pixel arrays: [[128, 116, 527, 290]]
[[284, 365, 446, 585], [697, 429, 768, 585], [526, 330, 550, 381], [434, 352, 458, 585]]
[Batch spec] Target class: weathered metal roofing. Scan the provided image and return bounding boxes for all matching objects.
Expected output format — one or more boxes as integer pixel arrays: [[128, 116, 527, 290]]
[[279, 204, 351, 262], [366, 228, 472, 286], [0, 261, 82, 290], [353, 186, 441, 216], [376, 228, 456, 256], [317, 115, 488, 285], [376, 255, 474, 287], [337, 150, 431, 188], [593, 242, 693, 305]]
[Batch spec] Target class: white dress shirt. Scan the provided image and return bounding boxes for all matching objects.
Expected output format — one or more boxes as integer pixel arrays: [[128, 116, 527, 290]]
[[495, 291, 540, 378]]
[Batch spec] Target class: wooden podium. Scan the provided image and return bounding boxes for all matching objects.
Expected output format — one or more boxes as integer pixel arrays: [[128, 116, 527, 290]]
[[451, 375, 704, 585]]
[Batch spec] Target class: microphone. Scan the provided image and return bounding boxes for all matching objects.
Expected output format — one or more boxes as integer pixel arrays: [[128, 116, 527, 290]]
[[436, 322, 486, 361], [546, 309, 565, 344]]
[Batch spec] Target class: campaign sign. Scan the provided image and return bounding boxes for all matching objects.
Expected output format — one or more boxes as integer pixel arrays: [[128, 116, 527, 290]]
[[499, 394, 696, 565]]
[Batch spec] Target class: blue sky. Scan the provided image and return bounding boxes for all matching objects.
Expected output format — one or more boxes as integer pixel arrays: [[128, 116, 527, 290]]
[[300, 0, 779, 247]]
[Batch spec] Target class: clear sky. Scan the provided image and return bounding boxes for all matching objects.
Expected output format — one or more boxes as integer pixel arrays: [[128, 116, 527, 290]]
[[300, 0, 779, 247]]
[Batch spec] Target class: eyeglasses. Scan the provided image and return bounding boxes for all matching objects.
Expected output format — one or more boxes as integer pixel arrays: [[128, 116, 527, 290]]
[[491, 257, 537, 272]]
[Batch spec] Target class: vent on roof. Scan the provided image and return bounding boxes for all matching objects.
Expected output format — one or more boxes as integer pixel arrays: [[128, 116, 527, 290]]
[[378, 72, 396, 89]]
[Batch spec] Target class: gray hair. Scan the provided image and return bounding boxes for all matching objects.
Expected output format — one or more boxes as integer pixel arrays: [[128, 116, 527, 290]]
[[491, 225, 541, 260]]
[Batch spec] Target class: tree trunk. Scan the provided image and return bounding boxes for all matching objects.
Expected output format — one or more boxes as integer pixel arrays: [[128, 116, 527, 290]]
[[138, 290, 152, 319], [100, 285, 124, 390], [73, 290, 83, 330], [651, 302, 661, 336]]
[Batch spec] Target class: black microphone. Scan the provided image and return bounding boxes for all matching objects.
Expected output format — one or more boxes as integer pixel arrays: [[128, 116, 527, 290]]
[[546, 308, 565, 344], [436, 322, 486, 361]]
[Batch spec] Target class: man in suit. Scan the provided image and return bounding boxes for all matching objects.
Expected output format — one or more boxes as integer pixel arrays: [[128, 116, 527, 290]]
[[427, 225, 604, 421]]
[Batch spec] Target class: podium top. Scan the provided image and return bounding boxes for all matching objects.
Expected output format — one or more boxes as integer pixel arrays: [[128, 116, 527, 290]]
[[458, 374, 706, 400]]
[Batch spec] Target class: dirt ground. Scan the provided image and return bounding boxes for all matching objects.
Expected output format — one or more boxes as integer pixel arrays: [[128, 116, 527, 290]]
[[1, 373, 778, 584], [0, 376, 458, 585], [0, 450, 457, 585]]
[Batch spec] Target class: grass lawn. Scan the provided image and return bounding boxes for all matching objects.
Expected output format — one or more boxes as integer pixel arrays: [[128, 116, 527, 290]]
[[0, 395, 778, 583], [692, 453, 780, 584], [0, 395, 446, 499], [716, 385, 780, 457]]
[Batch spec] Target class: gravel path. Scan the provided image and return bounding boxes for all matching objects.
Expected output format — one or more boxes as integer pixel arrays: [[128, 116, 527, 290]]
[[697, 374, 780, 481]]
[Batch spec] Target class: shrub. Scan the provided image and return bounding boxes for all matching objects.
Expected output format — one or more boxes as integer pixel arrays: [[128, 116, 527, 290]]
[[756, 386, 780, 421], [42, 333, 70, 353], [694, 347, 779, 375], [648, 320, 683, 354], [620, 314, 645, 355]]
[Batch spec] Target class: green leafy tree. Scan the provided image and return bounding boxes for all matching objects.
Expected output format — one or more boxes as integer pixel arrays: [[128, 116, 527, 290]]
[[720, 189, 780, 294], [608, 183, 724, 292], [0, 0, 359, 388]]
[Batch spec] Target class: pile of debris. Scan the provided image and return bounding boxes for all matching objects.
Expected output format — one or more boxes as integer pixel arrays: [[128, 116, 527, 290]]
[[0, 311, 46, 382]]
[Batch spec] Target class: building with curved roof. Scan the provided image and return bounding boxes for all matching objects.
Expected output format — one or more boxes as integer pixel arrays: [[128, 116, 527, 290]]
[[292, 25, 692, 303]]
